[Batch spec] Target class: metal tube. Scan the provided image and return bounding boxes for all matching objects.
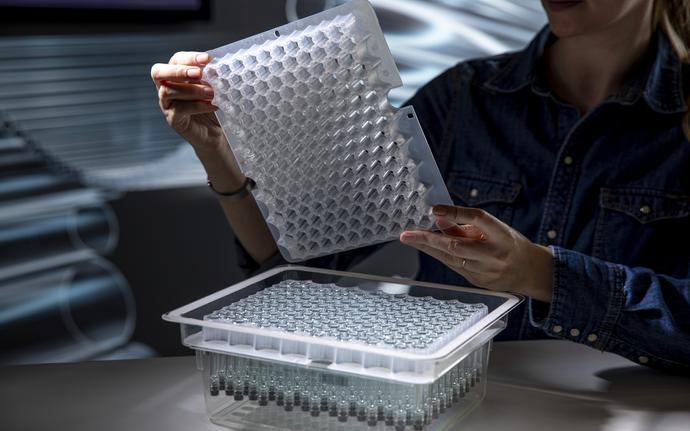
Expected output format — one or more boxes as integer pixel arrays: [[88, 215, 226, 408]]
[[0, 258, 135, 365], [0, 170, 81, 202], [0, 203, 118, 273]]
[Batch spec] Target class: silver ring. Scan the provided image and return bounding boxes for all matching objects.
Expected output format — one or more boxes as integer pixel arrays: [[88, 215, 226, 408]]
[[462, 259, 467, 268]]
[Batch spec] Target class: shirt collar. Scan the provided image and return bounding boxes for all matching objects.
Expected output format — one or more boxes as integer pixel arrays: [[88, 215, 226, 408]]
[[643, 31, 687, 114], [482, 25, 687, 114], [482, 25, 551, 94]]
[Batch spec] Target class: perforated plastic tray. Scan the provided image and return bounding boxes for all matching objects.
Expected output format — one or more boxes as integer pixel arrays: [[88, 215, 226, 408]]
[[203, 0, 452, 262], [163, 266, 522, 385]]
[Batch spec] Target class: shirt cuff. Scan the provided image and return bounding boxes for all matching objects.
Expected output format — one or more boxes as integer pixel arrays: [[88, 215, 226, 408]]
[[529, 246, 626, 350]]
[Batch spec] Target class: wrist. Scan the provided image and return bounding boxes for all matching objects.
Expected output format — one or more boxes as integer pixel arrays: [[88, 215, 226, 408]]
[[193, 141, 246, 192], [208, 176, 255, 201], [192, 135, 230, 159], [522, 244, 554, 302]]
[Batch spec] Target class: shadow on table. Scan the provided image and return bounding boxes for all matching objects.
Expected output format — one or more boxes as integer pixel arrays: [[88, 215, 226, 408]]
[[596, 367, 690, 411]]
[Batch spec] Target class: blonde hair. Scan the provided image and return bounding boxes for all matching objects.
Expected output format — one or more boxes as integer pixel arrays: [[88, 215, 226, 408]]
[[654, 0, 690, 139]]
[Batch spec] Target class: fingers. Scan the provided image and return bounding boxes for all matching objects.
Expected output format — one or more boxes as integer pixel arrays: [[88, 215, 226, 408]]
[[151, 63, 203, 86], [162, 100, 218, 127], [456, 224, 487, 240], [401, 238, 482, 276], [169, 51, 211, 66], [432, 205, 504, 239], [436, 218, 464, 236], [151, 52, 211, 91], [400, 230, 488, 260], [436, 218, 486, 240], [168, 100, 218, 116], [159, 82, 214, 109], [405, 208, 530, 292]]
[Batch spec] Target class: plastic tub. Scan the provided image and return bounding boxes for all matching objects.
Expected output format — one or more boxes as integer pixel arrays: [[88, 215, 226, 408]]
[[163, 266, 522, 430]]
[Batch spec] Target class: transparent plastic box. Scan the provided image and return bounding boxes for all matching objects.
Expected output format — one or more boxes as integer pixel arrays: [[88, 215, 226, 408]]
[[163, 266, 522, 430]]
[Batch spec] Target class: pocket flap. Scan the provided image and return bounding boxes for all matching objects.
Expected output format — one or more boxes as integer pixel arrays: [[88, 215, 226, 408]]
[[600, 187, 690, 223], [447, 173, 521, 205]]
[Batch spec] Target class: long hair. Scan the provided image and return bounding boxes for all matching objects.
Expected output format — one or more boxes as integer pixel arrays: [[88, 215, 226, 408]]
[[654, 0, 690, 139]]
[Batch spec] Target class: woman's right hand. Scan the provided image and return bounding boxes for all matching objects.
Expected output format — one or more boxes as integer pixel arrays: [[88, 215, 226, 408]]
[[152, 52, 277, 263], [151, 51, 226, 152]]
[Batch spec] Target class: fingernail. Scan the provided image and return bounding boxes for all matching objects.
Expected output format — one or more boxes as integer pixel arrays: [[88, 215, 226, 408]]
[[196, 53, 210, 64], [432, 205, 447, 216], [187, 67, 201, 79], [203, 86, 214, 96], [400, 232, 417, 242]]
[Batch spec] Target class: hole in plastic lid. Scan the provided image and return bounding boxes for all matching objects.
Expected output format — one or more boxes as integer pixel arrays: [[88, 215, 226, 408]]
[[274, 30, 280, 37], [407, 113, 414, 119]]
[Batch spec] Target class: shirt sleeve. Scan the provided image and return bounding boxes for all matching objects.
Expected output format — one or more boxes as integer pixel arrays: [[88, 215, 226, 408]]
[[529, 246, 690, 372]]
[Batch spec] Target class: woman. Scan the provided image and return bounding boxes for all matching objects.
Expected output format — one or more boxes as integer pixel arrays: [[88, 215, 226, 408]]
[[151, 0, 690, 371]]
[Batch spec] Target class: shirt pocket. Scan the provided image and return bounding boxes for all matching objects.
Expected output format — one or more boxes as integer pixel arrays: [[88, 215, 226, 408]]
[[446, 173, 522, 225], [593, 187, 690, 274]]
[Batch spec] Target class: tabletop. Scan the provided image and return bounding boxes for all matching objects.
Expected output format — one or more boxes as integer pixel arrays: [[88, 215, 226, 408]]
[[1, 340, 689, 431]]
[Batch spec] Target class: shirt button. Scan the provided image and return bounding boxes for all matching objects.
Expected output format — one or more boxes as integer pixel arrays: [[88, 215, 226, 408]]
[[638, 356, 649, 364], [587, 333, 598, 342], [552, 325, 563, 334], [469, 188, 479, 198], [563, 156, 574, 165], [569, 328, 580, 337], [547, 230, 558, 240], [639, 205, 651, 215]]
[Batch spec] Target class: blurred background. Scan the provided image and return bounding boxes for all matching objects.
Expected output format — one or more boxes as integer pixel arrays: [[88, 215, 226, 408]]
[[0, 0, 546, 364]]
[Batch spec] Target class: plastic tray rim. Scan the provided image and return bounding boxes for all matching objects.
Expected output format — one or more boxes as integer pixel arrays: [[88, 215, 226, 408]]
[[162, 265, 523, 361]]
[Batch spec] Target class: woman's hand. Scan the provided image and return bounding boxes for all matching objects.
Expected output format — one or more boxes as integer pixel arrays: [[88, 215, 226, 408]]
[[151, 51, 226, 153], [400, 204, 554, 302]]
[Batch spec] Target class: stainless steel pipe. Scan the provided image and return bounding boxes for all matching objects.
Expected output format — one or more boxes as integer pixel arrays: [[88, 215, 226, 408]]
[[0, 258, 135, 365]]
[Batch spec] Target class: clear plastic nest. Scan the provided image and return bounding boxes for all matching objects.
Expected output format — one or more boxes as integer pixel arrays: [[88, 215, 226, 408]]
[[203, 0, 452, 262], [205, 280, 487, 354]]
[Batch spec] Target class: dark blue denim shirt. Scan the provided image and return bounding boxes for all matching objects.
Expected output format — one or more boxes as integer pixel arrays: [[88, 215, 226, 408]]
[[238, 27, 690, 372]]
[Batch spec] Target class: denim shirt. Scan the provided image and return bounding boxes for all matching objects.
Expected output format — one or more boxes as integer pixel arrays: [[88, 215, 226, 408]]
[[237, 27, 690, 372]]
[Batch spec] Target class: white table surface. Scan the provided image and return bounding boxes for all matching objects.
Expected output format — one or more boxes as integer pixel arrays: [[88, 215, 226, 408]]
[[1, 340, 689, 431]]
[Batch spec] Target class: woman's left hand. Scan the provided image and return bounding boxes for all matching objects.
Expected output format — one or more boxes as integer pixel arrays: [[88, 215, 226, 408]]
[[399, 204, 554, 302]]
